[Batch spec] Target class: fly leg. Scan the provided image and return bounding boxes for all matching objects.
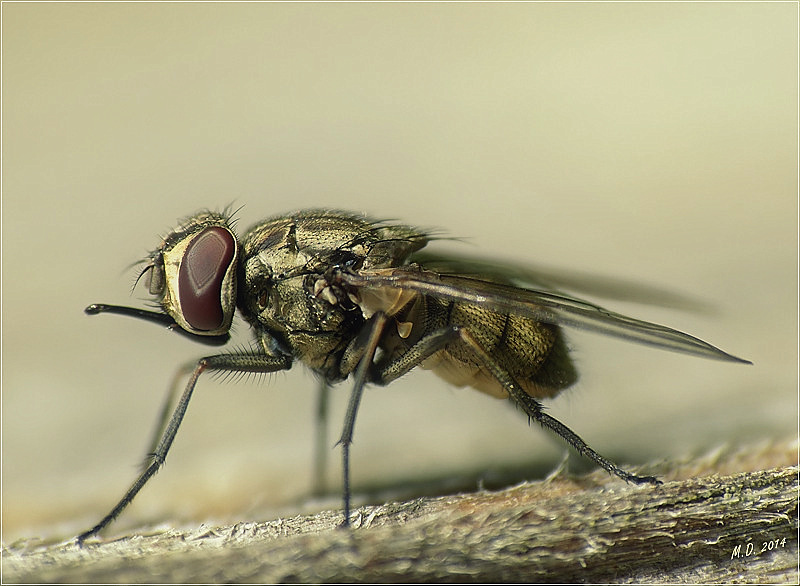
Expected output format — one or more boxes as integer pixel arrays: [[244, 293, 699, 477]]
[[336, 320, 466, 526], [455, 329, 661, 485], [141, 362, 196, 467], [311, 378, 330, 497], [375, 325, 463, 385], [335, 319, 657, 529], [77, 352, 292, 544], [374, 323, 659, 489], [336, 313, 389, 526]]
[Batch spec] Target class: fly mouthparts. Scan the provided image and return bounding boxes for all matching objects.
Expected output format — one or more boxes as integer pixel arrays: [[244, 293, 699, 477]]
[[84, 303, 104, 314], [84, 303, 175, 325], [84, 303, 230, 346]]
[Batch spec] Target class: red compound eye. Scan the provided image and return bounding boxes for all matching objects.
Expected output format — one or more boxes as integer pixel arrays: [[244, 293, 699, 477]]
[[178, 226, 236, 331]]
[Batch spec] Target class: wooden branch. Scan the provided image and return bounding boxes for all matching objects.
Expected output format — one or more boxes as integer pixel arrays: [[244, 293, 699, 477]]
[[4, 439, 797, 584]]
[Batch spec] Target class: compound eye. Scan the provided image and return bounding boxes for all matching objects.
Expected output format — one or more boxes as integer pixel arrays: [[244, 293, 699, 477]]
[[178, 226, 236, 331]]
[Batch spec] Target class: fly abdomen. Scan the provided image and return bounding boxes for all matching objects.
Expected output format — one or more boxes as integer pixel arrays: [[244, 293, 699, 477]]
[[412, 297, 577, 399]]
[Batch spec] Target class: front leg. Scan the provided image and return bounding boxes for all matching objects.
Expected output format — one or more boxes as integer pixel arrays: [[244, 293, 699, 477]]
[[77, 351, 292, 544]]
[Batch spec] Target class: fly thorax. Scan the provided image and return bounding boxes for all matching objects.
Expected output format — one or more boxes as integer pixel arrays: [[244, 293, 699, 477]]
[[241, 253, 360, 369]]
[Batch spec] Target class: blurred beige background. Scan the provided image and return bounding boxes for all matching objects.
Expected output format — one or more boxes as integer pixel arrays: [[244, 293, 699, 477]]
[[2, 3, 796, 541]]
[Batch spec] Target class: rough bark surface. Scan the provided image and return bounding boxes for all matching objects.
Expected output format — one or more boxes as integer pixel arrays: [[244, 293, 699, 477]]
[[3, 438, 797, 584]]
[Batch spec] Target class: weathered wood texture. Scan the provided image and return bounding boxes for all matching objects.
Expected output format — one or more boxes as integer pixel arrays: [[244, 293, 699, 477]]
[[3, 438, 797, 584]]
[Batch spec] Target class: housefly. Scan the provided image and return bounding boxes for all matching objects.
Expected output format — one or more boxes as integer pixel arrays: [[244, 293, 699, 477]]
[[77, 208, 750, 542]]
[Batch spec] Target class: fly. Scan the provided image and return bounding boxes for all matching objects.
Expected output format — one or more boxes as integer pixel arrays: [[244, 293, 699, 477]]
[[76, 208, 750, 543]]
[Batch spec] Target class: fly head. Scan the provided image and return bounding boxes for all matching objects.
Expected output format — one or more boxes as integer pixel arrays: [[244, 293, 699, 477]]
[[142, 211, 239, 337]]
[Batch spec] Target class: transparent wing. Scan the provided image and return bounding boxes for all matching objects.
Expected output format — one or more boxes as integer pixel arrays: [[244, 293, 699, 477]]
[[410, 251, 712, 312], [340, 267, 749, 364]]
